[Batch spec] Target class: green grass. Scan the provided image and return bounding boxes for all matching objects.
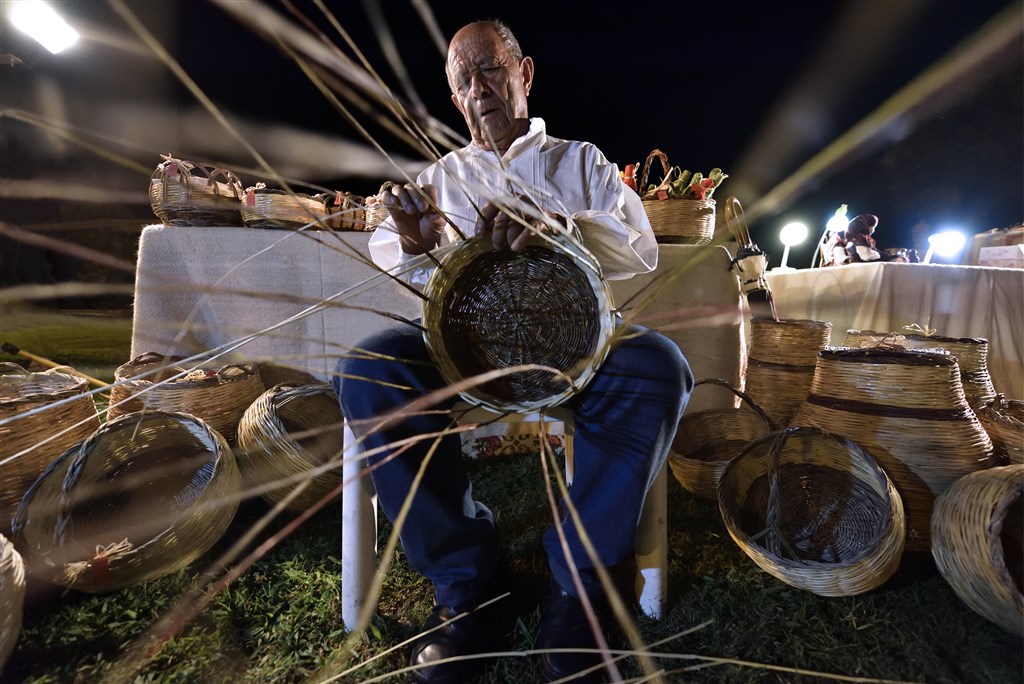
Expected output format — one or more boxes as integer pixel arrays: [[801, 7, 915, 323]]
[[2, 311, 1022, 683]]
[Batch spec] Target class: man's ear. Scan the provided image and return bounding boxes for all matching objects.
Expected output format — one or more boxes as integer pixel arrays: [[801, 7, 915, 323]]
[[520, 56, 534, 95]]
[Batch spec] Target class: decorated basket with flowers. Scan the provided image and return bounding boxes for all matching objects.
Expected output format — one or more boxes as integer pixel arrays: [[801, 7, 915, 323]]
[[622, 149, 727, 244]]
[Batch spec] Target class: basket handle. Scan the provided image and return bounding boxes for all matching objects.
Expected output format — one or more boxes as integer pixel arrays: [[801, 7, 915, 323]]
[[0, 361, 30, 375], [692, 378, 778, 431], [216, 363, 257, 381], [638, 149, 673, 196]]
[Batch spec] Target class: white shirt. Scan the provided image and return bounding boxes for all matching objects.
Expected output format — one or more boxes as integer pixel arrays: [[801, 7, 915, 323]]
[[368, 118, 657, 287]]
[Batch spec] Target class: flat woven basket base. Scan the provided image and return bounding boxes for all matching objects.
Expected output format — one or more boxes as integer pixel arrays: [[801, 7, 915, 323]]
[[437, 245, 600, 405]]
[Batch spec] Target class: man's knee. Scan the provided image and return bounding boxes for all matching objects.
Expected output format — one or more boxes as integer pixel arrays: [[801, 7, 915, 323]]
[[607, 329, 693, 399]]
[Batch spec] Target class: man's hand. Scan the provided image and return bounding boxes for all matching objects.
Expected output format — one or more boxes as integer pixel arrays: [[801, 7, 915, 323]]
[[383, 183, 445, 254], [474, 196, 566, 251]]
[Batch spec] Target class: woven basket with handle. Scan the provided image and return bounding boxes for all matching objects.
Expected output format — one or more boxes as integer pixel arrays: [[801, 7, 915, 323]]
[[241, 183, 333, 230], [0, 363, 100, 533], [975, 394, 1023, 465], [638, 149, 714, 245], [718, 427, 906, 597], [150, 155, 244, 227]]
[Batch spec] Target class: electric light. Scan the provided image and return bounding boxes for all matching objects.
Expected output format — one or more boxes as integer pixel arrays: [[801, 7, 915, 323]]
[[923, 230, 967, 264], [10, 0, 79, 55], [773, 221, 808, 272]]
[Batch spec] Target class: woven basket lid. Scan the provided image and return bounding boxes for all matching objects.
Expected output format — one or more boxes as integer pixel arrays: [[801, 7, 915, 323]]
[[423, 234, 614, 412]]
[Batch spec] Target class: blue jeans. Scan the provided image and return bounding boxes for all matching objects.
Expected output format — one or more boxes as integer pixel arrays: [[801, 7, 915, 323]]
[[335, 323, 692, 608]]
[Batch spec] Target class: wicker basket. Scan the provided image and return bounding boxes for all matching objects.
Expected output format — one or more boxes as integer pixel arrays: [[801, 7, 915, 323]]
[[107, 352, 264, 444], [364, 181, 394, 232], [669, 378, 777, 499], [11, 411, 239, 592], [717, 427, 906, 596], [745, 318, 833, 427], [241, 183, 333, 230], [0, 363, 100, 533], [931, 465, 1023, 636], [0, 533, 25, 671], [423, 234, 614, 413], [150, 155, 244, 227], [639, 149, 715, 245], [236, 384, 344, 510], [793, 348, 996, 552], [976, 395, 1024, 465], [315, 190, 370, 231]]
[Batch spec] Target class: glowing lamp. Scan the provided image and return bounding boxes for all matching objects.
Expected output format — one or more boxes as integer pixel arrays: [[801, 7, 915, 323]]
[[773, 221, 808, 272], [10, 0, 79, 54], [923, 230, 967, 264]]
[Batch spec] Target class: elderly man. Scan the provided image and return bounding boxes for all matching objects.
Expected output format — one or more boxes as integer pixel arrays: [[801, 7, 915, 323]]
[[336, 19, 692, 683]]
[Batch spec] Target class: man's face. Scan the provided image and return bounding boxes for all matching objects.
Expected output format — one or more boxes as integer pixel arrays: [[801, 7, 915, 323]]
[[446, 25, 533, 153]]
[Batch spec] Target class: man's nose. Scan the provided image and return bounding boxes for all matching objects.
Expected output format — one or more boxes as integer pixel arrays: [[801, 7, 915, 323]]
[[469, 70, 491, 98]]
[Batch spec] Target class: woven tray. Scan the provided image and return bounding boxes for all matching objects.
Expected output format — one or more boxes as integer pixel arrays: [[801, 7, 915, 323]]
[[639, 149, 714, 244], [423, 234, 614, 412], [793, 348, 996, 552], [669, 378, 776, 499], [150, 155, 244, 227], [931, 464, 1023, 636], [241, 183, 332, 230], [236, 383, 344, 511], [0, 363, 100, 534], [976, 395, 1024, 465], [11, 411, 239, 592], [107, 352, 264, 444], [718, 427, 906, 596], [0, 533, 25, 670]]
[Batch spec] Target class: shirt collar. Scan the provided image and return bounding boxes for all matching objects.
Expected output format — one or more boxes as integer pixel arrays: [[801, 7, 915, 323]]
[[465, 117, 546, 160]]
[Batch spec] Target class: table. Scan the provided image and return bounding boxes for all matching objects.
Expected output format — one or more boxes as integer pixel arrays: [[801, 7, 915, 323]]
[[131, 226, 746, 413], [766, 262, 1023, 399]]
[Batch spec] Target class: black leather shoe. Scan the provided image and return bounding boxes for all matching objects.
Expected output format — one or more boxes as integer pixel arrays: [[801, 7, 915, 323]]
[[408, 602, 501, 683], [536, 588, 613, 683]]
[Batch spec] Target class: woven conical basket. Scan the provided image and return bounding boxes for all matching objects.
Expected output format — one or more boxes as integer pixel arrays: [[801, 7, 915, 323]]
[[1, 364, 100, 533], [717, 427, 905, 596], [236, 384, 344, 511], [793, 348, 996, 552], [931, 465, 1023, 636], [745, 318, 832, 427], [107, 352, 264, 444], [975, 395, 1023, 466], [0, 533, 25, 671], [669, 378, 776, 499], [11, 411, 240, 592]]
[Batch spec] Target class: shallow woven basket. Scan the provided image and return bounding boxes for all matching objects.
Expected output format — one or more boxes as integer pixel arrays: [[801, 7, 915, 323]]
[[0, 363, 100, 533], [423, 235, 614, 413], [718, 427, 906, 597], [236, 384, 344, 511], [976, 395, 1024, 465], [745, 318, 833, 427], [793, 348, 996, 552], [11, 411, 239, 592], [150, 155, 244, 227], [241, 184, 333, 230], [669, 378, 777, 499], [315, 191, 369, 231], [639, 149, 715, 244], [931, 465, 1023, 636], [0, 533, 25, 670], [107, 352, 264, 444]]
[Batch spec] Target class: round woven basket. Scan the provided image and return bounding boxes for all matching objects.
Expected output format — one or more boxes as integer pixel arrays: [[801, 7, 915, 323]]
[[149, 155, 244, 227], [792, 348, 995, 552], [1, 363, 100, 533], [0, 533, 25, 670], [107, 352, 264, 444], [717, 427, 906, 596], [423, 234, 614, 412], [236, 384, 344, 510], [638, 149, 715, 244], [241, 183, 332, 230], [976, 395, 1023, 465], [11, 411, 239, 592], [745, 318, 833, 427], [669, 378, 777, 499], [931, 464, 1023, 636]]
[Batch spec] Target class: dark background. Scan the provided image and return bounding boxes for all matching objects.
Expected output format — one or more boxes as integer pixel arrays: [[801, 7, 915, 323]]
[[2, 0, 1022, 297]]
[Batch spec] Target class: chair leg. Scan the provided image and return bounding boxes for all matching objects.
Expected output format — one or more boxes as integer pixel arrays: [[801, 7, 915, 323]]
[[635, 464, 668, 619], [341, 420, 378, 632]]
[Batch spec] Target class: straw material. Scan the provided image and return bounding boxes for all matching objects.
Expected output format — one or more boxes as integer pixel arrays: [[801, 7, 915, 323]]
[[150, 155, 244, 227], [745, 318, 832, 427], [793, 348, 996, 552], [976, 395, 1024, 465], [11, 411, 239, 592], [0, 533, 25, 671], [931, 465, 1023, 636], [107, 352, 264, 444], [638, 149, 715, 244], [236, 384, 344, 511], [718, 427, 905, 596], [0, 364, 100, 533], [669, 378, 776, 499], [423, 235, 614, 413], [240, 184, 332, 230]]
